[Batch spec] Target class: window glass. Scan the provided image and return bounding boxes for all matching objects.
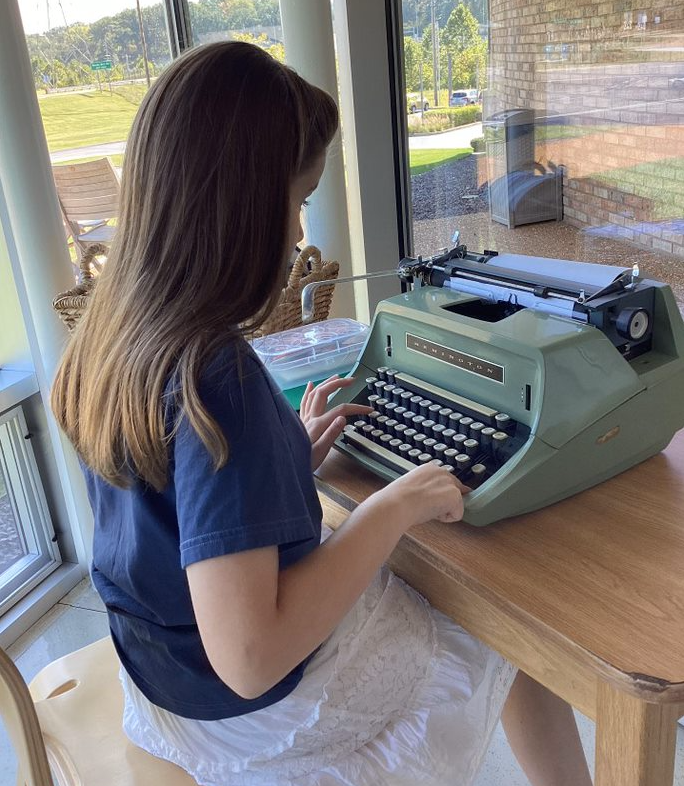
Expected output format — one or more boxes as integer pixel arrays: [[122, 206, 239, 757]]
[[187, 0, 283, 57], [18, 1, 171, 267], [402, 0, 684, 306]]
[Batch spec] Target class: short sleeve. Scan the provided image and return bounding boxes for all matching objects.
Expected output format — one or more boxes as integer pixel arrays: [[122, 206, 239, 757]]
[[173, 346, 320, 569]]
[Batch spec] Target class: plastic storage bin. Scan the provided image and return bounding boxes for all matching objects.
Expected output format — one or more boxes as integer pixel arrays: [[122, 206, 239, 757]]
[[252, 318, 369, 390]]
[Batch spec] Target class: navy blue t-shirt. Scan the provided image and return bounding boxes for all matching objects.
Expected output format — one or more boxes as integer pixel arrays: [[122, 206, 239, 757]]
[[84, 340, 322, 720]]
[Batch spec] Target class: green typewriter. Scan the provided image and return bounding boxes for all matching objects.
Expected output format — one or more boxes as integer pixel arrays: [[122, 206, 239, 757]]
[[319, 244, 684, 526]]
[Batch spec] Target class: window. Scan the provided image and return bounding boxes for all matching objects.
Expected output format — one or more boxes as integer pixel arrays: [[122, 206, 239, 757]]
[[399, 0, 684, 308], [0, 407, 60, 615]]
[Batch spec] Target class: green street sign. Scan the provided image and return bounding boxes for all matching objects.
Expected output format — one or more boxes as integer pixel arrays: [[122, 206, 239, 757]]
[[91, 60, 113, 71]]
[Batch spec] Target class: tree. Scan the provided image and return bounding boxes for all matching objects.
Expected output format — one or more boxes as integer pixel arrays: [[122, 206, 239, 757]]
[[442, 3, 480, 59], [403, 36, 423, 92], [219, 0, 258, 30]]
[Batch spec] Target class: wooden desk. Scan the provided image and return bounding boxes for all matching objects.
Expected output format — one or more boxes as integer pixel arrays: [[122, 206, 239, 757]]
[[315, 429, 684, 786]]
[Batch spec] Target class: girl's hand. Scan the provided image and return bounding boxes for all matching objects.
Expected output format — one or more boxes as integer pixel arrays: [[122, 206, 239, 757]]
[[369, 463, 470, 531], [300, 375, 372, 471]]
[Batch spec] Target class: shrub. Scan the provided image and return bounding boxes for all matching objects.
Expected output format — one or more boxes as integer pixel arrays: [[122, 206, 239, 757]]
[[408, 105, 482, 135], [470, 136, 485, 152]]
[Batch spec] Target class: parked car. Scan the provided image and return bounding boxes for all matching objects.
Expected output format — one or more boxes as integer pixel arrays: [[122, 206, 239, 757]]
[[449, 90, 469, 107], [466, 89, 480, 104], [407, 92, 429, 113]]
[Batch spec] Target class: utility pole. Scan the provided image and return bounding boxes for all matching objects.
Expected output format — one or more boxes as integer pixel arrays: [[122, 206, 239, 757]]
[[136, 0, 152, 88], [431, 0, 439, 107]]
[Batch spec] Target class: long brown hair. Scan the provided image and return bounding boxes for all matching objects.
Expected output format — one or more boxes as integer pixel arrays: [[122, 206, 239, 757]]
[[51, 42, 338, 490]]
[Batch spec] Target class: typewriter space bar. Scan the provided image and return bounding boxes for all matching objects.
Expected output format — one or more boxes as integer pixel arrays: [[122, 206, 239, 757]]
[[394, 372, 498, 422], [342, 430, 415, 474]]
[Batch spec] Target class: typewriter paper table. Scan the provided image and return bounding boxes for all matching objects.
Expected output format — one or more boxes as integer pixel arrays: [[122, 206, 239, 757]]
[[315, 428, 684, 786]]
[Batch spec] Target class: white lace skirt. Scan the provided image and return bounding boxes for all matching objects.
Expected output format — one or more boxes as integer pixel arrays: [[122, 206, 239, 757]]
[[120, 563, 516, 786]]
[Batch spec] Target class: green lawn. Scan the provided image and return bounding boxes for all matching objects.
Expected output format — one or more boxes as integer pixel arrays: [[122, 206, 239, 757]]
[[409, 148, 472, 176], [38, 86, 145, 151]]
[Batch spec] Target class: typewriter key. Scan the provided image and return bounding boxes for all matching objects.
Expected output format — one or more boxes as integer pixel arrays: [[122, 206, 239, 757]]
[[365, 377, 377, 391], [458, 416, 473, 435], [444, 465, 455, 474], [389, 438, 402, 453], [448, 412, 463, 430], [442, 428, 457, 442], [423, 438, 437, 455], [492, 431, 509, 445], [463, 438, 479, 457], [376, 366, 389, 381], [494, 413, 512, 432], [438, 408, 453, 425], [480, 426, 496, 447], [443, 448, 458, 466], [394, 406, 408, 419], [418, 453, 432, 465], [412, 415, 426, 430], [454, 454, 471, 473], [391, 387, 404, 403], [384, 402, 398, 415], [419, 399, 433, 417], [343, 424, 357, 434], [452, 433, 467, 448], [470, 422, 485, 439], [400, 390, 413, 405], [402, 410, 417, 425], [383, 384, 396, 399], [376, 415, 389, 428], [384, 419, 398, 431], [373, 381, 387, 394], [421, 418, 436, 435], [386, 369, 398, 384], [409, 395, 423, 410], [398, 443, 412, 459], [362, 424, 375, 438], [370, 429, 383, 443], [379, 433, 393, 448], [432, 423, 446, 438], [433, 443, 448, 460], [413, 433, 428, 447], [428, 403, 442, 419], [430, 459, 444, 467], [407, 448, 422, 463], [470, 463, 487, 487], [375, 398, 388, 412], [353, 420, 366, 430], [367, 410, 381, 424], [403, 428, 418, 442], [367, 394, 380, 409]]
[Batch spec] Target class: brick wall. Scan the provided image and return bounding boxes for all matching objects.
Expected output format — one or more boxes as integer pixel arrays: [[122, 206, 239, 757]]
[[486, 0, 684, 258]]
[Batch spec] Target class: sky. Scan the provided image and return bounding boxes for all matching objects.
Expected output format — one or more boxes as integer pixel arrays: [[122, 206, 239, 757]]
[[18, 0, 171, 35]]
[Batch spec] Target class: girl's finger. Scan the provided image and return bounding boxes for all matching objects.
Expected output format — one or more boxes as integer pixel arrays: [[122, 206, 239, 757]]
[[299, 381, 314, 419]]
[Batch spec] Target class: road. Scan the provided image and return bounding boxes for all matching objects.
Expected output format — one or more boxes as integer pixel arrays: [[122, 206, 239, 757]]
[[49, 122, 484, 164], [407, 121, 483, 150]]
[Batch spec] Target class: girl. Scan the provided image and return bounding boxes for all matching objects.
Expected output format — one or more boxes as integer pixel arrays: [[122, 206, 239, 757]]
[[51, 42, 592, 786]]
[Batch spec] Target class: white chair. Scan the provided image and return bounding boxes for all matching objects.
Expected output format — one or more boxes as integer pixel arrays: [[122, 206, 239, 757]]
[[1, 636, 197, 785]]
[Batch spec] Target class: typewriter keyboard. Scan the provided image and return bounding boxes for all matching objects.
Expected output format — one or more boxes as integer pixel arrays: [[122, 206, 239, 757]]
[[341, 366, 529, 487]]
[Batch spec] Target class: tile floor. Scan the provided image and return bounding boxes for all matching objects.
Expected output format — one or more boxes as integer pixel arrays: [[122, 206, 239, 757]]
[[1, 578, 684, 786]]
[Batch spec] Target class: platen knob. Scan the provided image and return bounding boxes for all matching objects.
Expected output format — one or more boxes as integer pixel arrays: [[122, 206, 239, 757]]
[[615, 307, 650, 341]]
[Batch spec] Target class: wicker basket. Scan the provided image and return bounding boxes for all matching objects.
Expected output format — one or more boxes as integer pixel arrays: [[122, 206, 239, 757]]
[[52, 244, 338, 337], [52, 244, 108, 334], [253, 245, 339, 337]]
